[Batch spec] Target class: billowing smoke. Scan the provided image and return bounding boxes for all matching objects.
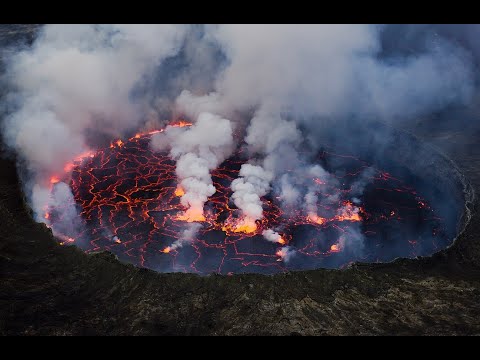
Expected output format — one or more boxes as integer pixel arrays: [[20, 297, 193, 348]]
[[1, 24, 479, 270], [276, 246, 296, 263], [1, 25, 192, 225], [151, 112, 233, 220], [262, 229, 284, 244], [201, 24, 474, 225], [208, 24, 474, 121], [165, 223, 202, 252], [230, 164, 273, 221], [41, 181, 82, 239]]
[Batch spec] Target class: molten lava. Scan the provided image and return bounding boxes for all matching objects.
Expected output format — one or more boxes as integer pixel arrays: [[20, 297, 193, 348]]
[[174, 208, 206, 223], [335, 201, 362, 222], [171, 120, 193, 128], [307, 213, 327, 225], [44, 125, 447, 274], [174, 186, 185, 197], [222, 217, 258, 234], [330, 244, 341, 252]]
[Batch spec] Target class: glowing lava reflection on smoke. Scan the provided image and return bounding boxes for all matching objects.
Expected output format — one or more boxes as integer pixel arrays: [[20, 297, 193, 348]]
[[44, 125, 448, 274]]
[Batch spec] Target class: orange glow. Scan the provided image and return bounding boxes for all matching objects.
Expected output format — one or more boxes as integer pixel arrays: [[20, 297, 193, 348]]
[[170, 120, 192, 128], [147, 129, 162, 135], [276, 248, 289, 261], [175, 208, 206, 222], [307, 213, 326, 225], [57, 150, 95, 177], [44, 212, 50, 220], [74, 150, 95, 161], [335, 202, 362, 222], [110, 139, 124, 149], [222, 217, 257, 234], [50, 176, 60, 185], [58, 236, 75, 246], [278, 237, 286, 245], [64, 162, 75, 172], [128, 122, 190, 141], [330, 244, 341, 252], [336, 212, 361, 222], [162, 246, 171, 254], [114, 238, 122, 244], [174, 186, 185, 197]]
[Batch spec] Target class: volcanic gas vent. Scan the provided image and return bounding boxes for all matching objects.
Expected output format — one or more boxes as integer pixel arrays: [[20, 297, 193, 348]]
[[44, 125, 453, 275]]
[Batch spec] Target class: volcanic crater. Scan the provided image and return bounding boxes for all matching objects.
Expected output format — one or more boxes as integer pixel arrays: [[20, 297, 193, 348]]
[[2, 25, 480, 336], [44, 119, 469, 275]]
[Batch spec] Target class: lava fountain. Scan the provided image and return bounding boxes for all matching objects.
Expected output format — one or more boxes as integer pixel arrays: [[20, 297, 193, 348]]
[[43, 123, 453, 275]]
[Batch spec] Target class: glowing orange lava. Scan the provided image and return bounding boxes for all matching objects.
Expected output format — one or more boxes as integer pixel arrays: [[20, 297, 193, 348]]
[[175, 208, 206, 222], [63, 163, 75, 173], [171, 120, 192, 128], [307, 213, 327, 225], [174, 186, 185, 197], [335, 201, 362, 222], [330, 244, 341, 252], [276, 248, 290, 261], [222, 217, 257, 234]]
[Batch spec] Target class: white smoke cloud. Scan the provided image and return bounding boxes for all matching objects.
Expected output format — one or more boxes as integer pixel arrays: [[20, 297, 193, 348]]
[[42, 181, 82, 239], [279, 174, 301, 208], [276, 246, 296, 263], [208, 24, 473, 120], [230, 164, 273, 220], [228, 108, 303, 220], [167, 222, 202, 251], [209, 25, 378, 115], [262, 229, 283, 243], [340, 225, 365, 257], [175, 90, 229, 120], [350, 167, 376, 197], [151, 112, 233, 218], [2, 24, 190, 218]]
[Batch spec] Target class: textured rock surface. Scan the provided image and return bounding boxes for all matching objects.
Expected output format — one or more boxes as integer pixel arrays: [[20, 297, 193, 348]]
[[1, 25, 480, 336]]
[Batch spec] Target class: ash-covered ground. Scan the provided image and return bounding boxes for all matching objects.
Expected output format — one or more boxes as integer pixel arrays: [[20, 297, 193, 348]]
[[1, 25, 480, 335]]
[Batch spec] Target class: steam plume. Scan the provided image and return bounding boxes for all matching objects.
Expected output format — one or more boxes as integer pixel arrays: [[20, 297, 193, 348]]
[[151, 112, 233, 220]]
